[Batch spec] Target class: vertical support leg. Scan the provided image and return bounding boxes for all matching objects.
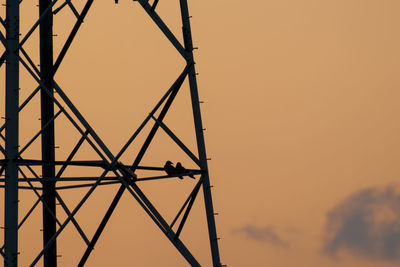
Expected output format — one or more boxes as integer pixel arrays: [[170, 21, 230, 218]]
[[39, 1, 57, 266], [179, 1, 222, 266], [4, 1, 20, 266]]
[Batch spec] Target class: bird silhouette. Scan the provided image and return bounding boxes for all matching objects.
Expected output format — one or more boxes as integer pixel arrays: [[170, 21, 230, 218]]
[[175, 162, 195, 179], [164, 161, 183, 179]]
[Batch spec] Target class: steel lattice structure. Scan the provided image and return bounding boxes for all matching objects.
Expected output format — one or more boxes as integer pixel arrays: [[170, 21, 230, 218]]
[[0, 0, 222, 266]]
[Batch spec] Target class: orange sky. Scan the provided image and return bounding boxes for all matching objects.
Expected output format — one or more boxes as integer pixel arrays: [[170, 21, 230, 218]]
[[2, 0, 400, 266]]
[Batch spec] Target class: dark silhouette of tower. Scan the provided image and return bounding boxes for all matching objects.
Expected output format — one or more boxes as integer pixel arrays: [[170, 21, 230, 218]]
[[0, 1, 222, 266]]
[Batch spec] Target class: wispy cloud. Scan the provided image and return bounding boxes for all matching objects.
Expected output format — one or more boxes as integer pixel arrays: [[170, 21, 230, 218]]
[[233, 224, 289, 247], [324, 185, 400, 261]]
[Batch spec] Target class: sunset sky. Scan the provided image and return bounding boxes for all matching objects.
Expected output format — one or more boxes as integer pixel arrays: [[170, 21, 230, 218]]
[[2, 0, 400, 266]]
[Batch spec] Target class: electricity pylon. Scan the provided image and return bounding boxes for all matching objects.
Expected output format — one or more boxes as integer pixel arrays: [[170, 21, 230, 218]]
[[0, 0, 222, 266]]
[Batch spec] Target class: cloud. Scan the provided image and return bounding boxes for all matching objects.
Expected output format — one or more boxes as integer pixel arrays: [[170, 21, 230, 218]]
[[233, 224, 289, 247], [324, 185, 400, 261]]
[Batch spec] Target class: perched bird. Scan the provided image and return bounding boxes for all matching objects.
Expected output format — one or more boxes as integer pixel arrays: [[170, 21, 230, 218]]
[[164, 161, 183, 179], [164, 161, 175, 175], [175, 162, 195, 179]]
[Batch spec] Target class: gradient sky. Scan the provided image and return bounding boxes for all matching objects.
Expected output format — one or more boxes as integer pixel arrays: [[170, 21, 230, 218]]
[[2, 0, 400, 266]]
